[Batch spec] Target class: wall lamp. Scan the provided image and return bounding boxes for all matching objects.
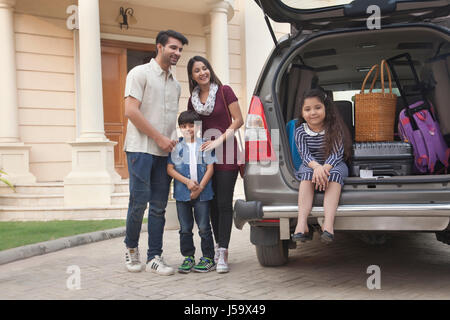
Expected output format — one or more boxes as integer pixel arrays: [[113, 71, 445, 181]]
[[117, 7, 137, 30]]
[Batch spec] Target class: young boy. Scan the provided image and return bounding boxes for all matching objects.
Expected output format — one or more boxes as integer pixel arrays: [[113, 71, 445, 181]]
[[167, 110, 217, 273]]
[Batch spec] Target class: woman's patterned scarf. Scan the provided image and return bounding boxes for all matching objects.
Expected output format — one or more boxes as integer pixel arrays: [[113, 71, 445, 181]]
[[191, 82, 219, 116]]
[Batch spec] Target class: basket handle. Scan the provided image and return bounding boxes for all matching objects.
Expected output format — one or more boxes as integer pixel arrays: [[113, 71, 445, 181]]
[[360, 64, 379, 93], [380, 59, 393, 94]]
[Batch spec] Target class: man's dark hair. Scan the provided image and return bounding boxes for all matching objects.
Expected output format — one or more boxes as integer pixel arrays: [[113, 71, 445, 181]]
[[156, 30, 188, 47], [178, 110, 201, 126]]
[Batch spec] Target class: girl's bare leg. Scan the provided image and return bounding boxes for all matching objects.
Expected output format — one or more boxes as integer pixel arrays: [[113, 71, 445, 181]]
[[322, 182, 342, 235], [294, 181, 314, 234]]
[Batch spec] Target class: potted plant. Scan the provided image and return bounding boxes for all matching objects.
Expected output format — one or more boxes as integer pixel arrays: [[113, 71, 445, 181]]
[[0, 169, 15, 191]]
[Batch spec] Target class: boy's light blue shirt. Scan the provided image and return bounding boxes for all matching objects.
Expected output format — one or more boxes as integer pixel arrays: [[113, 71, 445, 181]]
[[168, 137, 217, 202]]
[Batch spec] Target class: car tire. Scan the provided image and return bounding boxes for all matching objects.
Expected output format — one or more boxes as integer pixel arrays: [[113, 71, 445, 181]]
[[353, 232, 390, 245], [436, 230, 450, 245], [255, 239, 289, 267]]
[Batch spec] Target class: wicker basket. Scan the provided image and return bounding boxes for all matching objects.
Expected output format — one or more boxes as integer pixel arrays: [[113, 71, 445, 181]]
[[355, 60, 397, 142]]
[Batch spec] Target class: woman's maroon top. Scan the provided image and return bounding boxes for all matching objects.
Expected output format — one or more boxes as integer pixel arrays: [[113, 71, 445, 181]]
[[188, 85, 240, 171]]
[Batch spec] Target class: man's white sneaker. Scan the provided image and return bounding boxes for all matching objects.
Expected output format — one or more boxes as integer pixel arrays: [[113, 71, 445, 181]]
[[125, 247, 144, 273], [146, 255, 175, 276], [216, 248, 229, 273]]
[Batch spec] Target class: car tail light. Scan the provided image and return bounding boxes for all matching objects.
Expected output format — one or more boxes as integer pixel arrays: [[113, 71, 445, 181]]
[[245, 96, 276, 162], [260, 219, 280, 223]]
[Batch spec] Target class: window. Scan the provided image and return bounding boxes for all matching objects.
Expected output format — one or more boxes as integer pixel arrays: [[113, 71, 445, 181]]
[[280, 0, 353, 10]]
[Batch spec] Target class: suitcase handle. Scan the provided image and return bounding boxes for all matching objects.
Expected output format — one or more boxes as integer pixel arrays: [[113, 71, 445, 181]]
[[373, 169, 396, 176], [366, 164, 397, 176]]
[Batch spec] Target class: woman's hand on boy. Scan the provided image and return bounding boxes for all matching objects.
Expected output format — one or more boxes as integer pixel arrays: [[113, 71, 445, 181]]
[[201, 137, 223, 151]]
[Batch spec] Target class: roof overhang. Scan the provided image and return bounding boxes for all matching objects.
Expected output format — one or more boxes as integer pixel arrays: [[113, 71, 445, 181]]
[[110, 0, 235, 21]]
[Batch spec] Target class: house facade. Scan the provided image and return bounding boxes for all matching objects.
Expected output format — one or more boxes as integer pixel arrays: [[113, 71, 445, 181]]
[[0, 0, 293, 220]]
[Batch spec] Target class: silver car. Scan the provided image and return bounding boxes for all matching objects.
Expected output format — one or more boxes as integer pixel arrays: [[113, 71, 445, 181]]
[[234, 0, 450, 266]]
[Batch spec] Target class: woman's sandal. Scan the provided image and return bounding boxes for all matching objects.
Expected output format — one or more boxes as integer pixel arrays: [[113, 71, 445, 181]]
[[292, 231, 314, 242], [320, 230, 334, 244]]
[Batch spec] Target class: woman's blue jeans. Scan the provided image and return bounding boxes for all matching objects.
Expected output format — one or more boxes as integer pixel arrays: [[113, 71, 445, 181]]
[[124, 152, 171, 262], [176, 199, 215, 259]]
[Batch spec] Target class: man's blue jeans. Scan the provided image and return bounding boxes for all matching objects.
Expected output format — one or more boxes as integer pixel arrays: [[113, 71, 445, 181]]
[[124, 152, 171, 262], [176, 199, 215, 259]]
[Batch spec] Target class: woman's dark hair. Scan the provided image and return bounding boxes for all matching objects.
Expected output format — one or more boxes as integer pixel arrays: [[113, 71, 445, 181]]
[[178, 110, 201, 126], [187, 56, 223, 93], [297, 88, 352, 161]]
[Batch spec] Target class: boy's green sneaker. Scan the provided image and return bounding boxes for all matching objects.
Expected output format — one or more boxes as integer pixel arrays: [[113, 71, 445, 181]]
[[178, 256, 195, 274], [193, 257, 216, 273]]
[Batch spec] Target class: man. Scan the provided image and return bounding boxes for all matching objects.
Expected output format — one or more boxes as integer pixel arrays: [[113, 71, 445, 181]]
[[123, 30, 188, 275]]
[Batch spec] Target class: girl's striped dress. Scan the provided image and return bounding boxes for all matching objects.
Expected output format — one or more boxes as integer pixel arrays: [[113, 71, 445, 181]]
[[294, 122, 348, 186]]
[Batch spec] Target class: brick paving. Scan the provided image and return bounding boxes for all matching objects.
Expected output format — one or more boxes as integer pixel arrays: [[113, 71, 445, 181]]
[[0, 219, 449, 300]]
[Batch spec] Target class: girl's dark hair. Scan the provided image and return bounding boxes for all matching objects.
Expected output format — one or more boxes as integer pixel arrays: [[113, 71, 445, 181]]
[[298, 88, 352, 161], [187, 56, 223, 93], [178, 110, 201, 126]]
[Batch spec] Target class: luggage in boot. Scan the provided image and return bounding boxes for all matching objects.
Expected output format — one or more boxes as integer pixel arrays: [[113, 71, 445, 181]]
[[335, 100, 355, 140], [422, 53, 450, 146], [387, 53, 450, 174], [351, 142, 414, 177]]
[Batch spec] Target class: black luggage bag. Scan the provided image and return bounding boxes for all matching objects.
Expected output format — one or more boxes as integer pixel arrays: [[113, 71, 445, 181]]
[[351, 142, 414, 177]]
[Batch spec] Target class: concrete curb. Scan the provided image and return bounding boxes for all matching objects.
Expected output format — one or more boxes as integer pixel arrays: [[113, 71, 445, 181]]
[[0, 224, 148, 266]]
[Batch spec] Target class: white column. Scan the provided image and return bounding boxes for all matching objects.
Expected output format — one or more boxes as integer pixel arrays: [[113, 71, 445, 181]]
[[0, 0, 36, 186], [0, 0, 19, 144], [64, 0, 120, 207], [77, 0, 107, 142], [203, 25, 211, 61], [209, 0, 232, 84]]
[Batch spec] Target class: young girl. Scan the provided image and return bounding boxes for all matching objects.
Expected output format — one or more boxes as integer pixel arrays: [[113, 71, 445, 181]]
[[292, 88, 351, 244]]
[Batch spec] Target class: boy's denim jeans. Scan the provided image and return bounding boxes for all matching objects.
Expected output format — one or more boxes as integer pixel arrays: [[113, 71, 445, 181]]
[[124, 152, 171, 262], [176, 199, 215, 259]]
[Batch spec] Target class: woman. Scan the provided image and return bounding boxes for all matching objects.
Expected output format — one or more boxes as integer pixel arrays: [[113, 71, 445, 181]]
[[186, 56, 244, 273]]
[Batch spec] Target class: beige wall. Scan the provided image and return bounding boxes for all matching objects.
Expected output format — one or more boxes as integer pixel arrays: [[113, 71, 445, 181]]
[[14, 0, 246, 182], [15, 0, 77, 182]]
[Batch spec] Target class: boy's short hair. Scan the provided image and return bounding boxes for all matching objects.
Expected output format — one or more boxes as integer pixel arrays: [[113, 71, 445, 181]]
[[178, 110, 201, 126], [156, 30, 188, 47]]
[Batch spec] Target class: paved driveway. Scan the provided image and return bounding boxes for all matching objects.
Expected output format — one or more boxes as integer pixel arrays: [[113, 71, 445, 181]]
[[0, 222, 449, 300]]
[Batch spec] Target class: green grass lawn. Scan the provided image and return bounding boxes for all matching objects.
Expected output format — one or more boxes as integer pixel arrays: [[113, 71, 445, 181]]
[[0, 219, 147, 251]]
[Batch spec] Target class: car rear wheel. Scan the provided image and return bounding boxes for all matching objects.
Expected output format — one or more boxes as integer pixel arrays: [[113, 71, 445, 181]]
[[353, 232, 390, 245], [255, 239, 289, 267]]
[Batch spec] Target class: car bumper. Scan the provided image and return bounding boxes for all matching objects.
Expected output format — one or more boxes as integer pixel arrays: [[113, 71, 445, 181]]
[[234, 200, 450, 239]]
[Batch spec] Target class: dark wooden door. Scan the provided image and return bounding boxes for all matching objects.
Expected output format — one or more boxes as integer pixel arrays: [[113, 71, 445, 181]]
[[101, 45, 128, 178], [101, 41, 156, 179]]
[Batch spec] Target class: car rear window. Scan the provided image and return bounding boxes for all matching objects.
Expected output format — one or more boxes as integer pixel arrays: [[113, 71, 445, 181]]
[[280, 0, 353, 10], [280, 0, 429, 11], [333, 89, 401, 103]]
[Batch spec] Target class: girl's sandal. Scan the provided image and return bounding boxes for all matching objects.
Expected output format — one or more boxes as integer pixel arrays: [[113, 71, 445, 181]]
[[292, 231, 314, 242], [320, 230, 334, 244]]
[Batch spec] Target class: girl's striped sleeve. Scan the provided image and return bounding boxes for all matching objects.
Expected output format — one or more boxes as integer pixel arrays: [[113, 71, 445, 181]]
[[294, 127, 315, 165]]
